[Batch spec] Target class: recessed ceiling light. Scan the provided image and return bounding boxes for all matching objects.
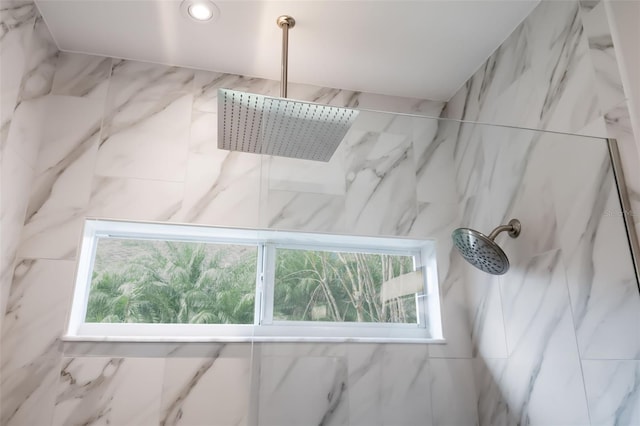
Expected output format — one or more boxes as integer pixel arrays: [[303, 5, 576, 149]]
[[181, 0, 219, 23]]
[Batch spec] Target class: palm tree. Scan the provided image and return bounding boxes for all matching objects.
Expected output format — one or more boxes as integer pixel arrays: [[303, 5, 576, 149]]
[[86, 240, 257, 324]]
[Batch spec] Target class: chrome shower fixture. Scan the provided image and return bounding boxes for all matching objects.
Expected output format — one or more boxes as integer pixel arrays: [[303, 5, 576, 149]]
[[451, 219, 521, 275], [217, 15, 359, 162]]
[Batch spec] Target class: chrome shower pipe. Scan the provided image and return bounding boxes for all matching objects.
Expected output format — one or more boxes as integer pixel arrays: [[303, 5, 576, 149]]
[[277, 15, 295, 98], [487, 219, 521, 240]]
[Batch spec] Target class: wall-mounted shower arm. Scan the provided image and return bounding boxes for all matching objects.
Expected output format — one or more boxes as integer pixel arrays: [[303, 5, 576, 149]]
[[487, 219, 521, 240]]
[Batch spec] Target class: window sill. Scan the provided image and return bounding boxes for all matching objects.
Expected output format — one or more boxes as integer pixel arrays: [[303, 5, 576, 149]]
[[62, 334, 447, 344]]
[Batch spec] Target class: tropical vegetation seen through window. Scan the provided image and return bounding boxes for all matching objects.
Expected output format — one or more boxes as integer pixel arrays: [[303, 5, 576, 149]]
[[86, 238, 418, 325]]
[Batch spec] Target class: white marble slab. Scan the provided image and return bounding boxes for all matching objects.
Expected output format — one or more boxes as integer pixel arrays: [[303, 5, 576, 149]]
[[63, 341, 252, 359], [193, 71, 280, 113], [96, 94, 192, 181], [414, 118, 457, 204], [582, 360, 640, 425], [265, 190, 345, 233], [258, 356, 349, 426], [17, 16, 57, 103], [189, 109, 218, 155], [193, 70, 444, 117], [88, 176, 183, 222], [52, 357, 165, 426], [344, 130, 417, 237], [429, 358, 478, 426], [1, 259, 75, 426], [4, 95, 48, 167], [581, 1, 626, 114], [0, 1, 36, 147], [346, 344, 432, 426], [107, 59, 195, 106], [428, 254, 473, 359], [265, 153, 346, 196], [18, 95, 102, 260], [495, 250, 591, 425], [160, 356, 252, 426], [51, 52, 112, 99], [379, 345, 432, 426], [0, 146, 33, 274], [565, 181, 640, 360], [177, 151, 262, 228], [0, 1, 37, 101]]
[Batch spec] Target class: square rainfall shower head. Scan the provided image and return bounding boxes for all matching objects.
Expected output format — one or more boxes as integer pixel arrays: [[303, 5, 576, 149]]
[[218, 89, 359, 162]]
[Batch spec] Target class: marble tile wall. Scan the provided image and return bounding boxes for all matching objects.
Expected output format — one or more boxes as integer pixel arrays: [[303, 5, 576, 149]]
[[2, 47, 484, 425], [3, 0, 639, 423], [0, 0, 57, 332], [443, 0, 640, 423]]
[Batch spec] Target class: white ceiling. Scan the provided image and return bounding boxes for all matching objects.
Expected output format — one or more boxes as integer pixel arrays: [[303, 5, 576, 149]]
[[35, 0, 539, 101]]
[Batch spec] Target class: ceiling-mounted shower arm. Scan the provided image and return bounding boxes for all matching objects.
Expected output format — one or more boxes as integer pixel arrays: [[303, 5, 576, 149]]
[[277, 15, 295, 98], [487, 219, 521, 240]]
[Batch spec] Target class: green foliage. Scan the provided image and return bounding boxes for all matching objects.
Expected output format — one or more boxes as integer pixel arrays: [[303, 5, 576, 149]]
[[86, 241, 257, 324], [86, 240, 416, 325]]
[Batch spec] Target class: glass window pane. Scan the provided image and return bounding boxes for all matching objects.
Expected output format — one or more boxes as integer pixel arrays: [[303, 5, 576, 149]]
[[86, 238, 258, 324], [273, 248, 418, 324]]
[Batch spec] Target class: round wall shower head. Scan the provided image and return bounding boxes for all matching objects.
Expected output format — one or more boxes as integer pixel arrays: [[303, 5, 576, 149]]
[[451, 219, 521, 275]]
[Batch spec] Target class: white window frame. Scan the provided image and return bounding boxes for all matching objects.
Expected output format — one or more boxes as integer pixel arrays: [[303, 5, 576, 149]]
[[65, 219, 444, 343]]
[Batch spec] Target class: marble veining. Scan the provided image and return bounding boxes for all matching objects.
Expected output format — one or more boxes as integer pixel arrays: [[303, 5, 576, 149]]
[[88, 176, 183, 221], [52, 357, 165, 426], [1, 259, 75, 426], [582, 360, 640, 425], [107, 59, 195, 106], [580, 1, 626, 113], [177, 150, 262, 227], [344, 130, 417, 237], [487, 250, 590, 425], [97, 94, 192, 181], [266, 190, 346, 233], [51, 52, 112, 99], [160, 354, 251, 426], [19, 95, 103, 260], [429, 358, 478, 426], [16, 16, 57, 104], [0, 0, 37, 147], [258, 356, 349, 426]]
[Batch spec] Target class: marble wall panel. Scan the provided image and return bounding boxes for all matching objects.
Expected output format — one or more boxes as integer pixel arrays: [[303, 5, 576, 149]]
[[88, 176, 183, 222], [582, 360, 640, 425], [414, 118, 457, 205], [258, 355, 349, 426], [16, 16, 57, 103], [52, 357, 165, 426], [160, 356, 252, 426], [50, 52, 112, 99], [0, 147, 33, 316], [565, 180, 640, 359], [107, 60, 195, 106], [96, 94, 192, 181], [0, 0, 36, 147], [580, 1, 626, 114], [429, 358, 478, 426], [18, 95, 103, 260], [345, 344, 432, 426], [486, 250, 591, 425], [0, 259, 75, 426], [177, 150, 262, 227], [265, 190, 345, 233], [192, 70, 445, 117], [344, 130, 417, 237]]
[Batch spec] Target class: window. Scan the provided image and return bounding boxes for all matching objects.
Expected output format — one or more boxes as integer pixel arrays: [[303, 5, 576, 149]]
[[67, 220, 443, 342]]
